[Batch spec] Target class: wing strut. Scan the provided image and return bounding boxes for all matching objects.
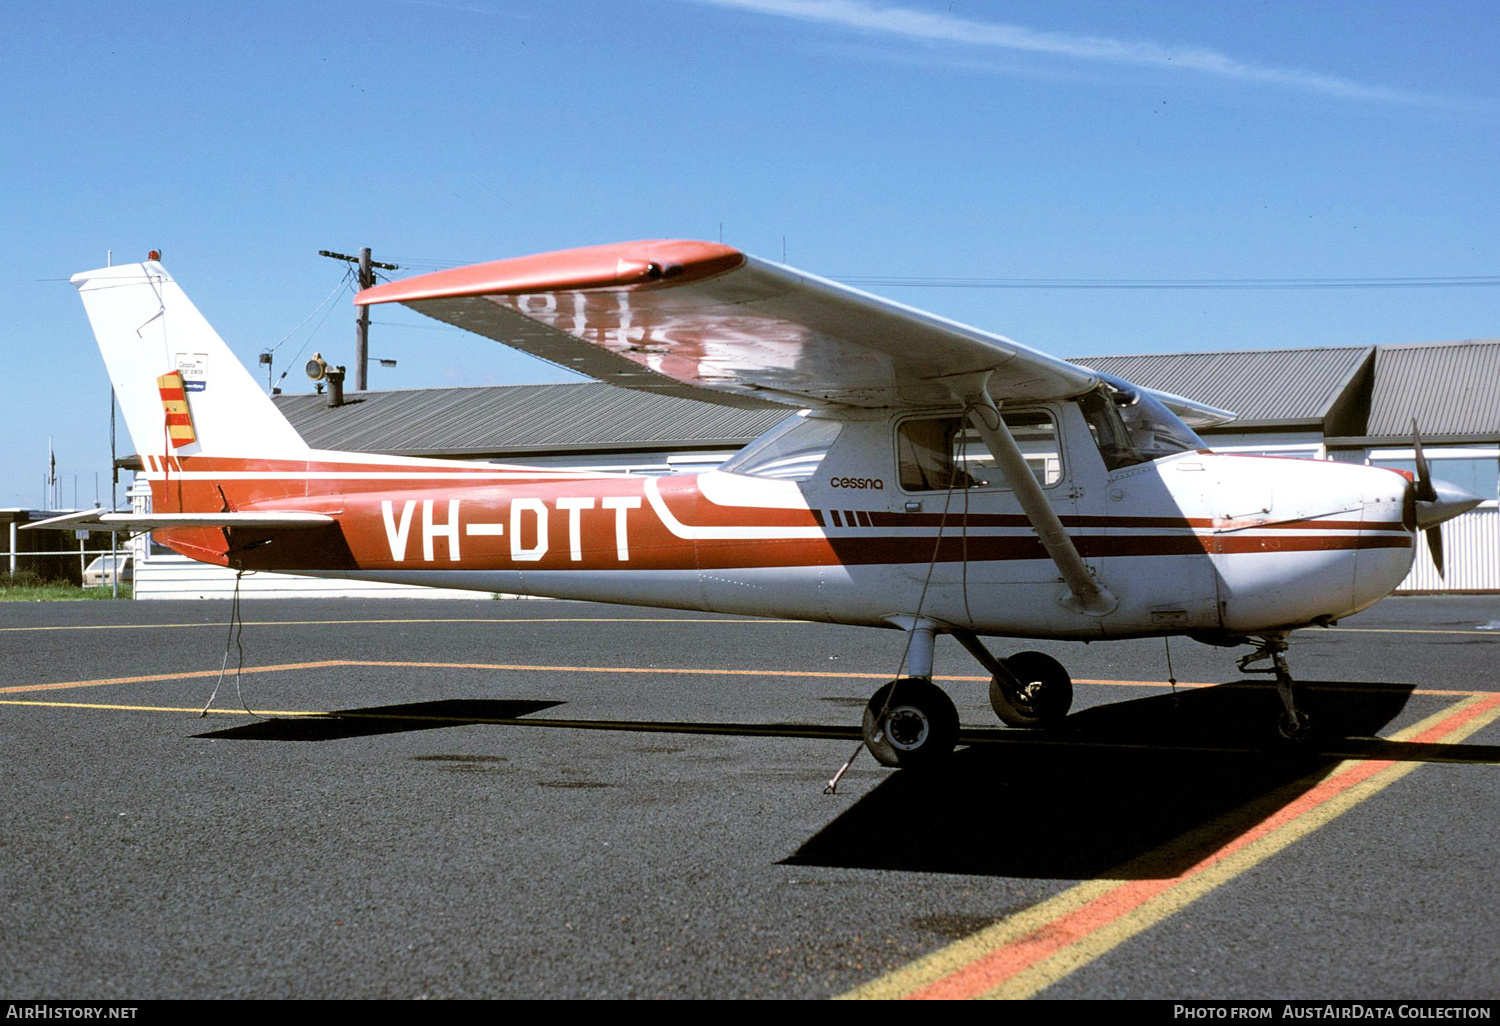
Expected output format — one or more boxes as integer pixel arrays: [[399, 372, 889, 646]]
[[945, 373, 1118, 616]]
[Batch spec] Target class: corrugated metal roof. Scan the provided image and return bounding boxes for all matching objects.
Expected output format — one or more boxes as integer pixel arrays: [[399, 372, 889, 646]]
[[1068, 347, 1372, 426], [1365, 339, 1500, 439], [273, 382, 791, 457], [270, 338, 1500, 457]]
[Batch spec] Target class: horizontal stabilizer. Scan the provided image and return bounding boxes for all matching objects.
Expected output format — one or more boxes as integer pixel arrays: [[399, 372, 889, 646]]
[[21, 509, 335, 533]]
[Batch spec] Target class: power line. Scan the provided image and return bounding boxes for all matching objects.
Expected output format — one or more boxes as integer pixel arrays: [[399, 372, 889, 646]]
[[381, 254, 1499, 291], [833, 275, 1500, 290], [266, 269, 354, 354]]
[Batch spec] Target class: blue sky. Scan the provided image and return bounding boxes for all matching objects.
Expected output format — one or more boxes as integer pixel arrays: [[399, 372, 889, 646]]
[[2, 0, 1496, 508]]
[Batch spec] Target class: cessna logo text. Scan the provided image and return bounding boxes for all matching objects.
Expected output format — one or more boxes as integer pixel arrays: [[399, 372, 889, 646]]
[[830, 476, 884, 490]]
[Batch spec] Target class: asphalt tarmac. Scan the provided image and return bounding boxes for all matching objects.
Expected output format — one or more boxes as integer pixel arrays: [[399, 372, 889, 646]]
[[1, 595, 1497, 999]]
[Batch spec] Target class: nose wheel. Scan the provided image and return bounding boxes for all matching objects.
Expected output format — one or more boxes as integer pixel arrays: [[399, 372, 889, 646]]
[[1239, 635, 1315, 743], [861, 678, 960, 769], [1277, 709, 1314, 742]]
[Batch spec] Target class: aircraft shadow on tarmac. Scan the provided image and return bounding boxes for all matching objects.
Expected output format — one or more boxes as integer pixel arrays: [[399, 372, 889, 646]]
[[193, 699, 563, 741], [782, 679, 1498, 880], [186, 680, 1499, 878]]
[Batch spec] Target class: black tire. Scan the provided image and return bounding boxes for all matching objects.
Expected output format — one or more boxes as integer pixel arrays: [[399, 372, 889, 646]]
[[1276, 709, 1314, 743], [989, 651, 1072, 729], [861, 678, 960, 769]]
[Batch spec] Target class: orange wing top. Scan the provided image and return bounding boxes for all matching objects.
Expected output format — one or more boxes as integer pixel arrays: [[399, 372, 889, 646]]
[[357, 240, 746, 304], [358, 239, 1101, 411]]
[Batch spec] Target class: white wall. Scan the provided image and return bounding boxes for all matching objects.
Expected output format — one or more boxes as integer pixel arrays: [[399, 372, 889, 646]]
[[132, 555, 506, 600], [1395, 506, 1500, 594]]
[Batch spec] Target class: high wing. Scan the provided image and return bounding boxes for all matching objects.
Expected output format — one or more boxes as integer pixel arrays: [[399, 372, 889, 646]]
[[357, 240, 1232, 425]]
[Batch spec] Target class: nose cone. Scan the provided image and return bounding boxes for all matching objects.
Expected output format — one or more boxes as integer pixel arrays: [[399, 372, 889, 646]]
[[1415, 477, 1484, 530]]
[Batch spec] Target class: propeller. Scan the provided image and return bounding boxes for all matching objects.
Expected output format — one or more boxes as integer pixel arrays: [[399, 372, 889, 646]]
[[1410, 419, 1484, 578], [1412, 420, 1443, 575]]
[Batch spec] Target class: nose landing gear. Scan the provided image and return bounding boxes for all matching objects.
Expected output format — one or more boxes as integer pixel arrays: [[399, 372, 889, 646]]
[[1238, 634, 1313, 742]]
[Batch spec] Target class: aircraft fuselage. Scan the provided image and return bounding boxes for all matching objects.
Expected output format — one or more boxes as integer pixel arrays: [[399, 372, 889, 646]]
[[143, 402, 1416, 642]]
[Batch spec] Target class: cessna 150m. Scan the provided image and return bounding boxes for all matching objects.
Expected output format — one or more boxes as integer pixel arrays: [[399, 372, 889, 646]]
[[46, 241, 1482, 767]]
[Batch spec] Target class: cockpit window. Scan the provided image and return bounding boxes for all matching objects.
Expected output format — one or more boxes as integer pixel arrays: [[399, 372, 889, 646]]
[[1077, 374, 1205, 471], [718, 413, 842, 481]]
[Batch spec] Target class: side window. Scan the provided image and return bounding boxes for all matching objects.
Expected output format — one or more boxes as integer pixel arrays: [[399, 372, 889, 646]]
[[897, 410, 1061, 492], [718, 414, 843, 481]]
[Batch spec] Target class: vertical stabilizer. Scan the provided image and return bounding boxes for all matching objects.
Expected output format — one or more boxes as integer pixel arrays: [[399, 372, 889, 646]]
[[71, 261, 309, 461]]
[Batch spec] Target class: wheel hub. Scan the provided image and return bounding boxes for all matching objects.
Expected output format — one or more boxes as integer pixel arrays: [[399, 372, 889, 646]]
[[885, 706, 930, 750]]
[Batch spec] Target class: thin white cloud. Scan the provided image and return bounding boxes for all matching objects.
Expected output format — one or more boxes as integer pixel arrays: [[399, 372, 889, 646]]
[[391, 0, 530, 19], [688, 0, 1452, 106]]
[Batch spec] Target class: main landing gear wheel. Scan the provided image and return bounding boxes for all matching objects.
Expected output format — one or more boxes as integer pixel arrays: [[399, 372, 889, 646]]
[[862, 678, 959, 769], [989, 651, 1073, 729]]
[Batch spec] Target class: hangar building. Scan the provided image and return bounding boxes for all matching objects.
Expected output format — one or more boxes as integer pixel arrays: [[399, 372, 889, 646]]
[[119, 338, 1499, 598]]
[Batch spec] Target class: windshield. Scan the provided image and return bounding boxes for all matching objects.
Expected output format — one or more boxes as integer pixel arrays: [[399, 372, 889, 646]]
[[1077, 375, 1205, 471], [718, 413, 842, 481]]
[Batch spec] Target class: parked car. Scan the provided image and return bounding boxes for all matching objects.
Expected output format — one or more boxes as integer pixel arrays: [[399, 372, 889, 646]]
[[82, 554, 132, 587]]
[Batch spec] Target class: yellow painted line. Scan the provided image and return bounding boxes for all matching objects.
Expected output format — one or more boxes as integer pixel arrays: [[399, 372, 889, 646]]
[[0, 699, 312, 716], [9, 697, 1498, 762], [8, 684, 1499, 763], [0, 698, 869, 740], [7, 676, 1497, 759], [0, 617, 807, 633], [0, 659, 977, 696], [8, 619, 1491, 637], [1328, 627, 1500, 637], [342, 664, 1241, 689], [4, 659, 1490, 699], [842, 692, 1500, 1000], [0, 661, 348, 694]]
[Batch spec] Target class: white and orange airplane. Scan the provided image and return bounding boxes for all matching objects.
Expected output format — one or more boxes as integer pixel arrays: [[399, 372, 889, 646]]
[[40, 241, 1482, 766]]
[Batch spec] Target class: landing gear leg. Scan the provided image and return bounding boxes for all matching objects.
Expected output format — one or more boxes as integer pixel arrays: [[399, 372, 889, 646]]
[[1238, 635, 1312, 742], [952, 628, 1073, 729]]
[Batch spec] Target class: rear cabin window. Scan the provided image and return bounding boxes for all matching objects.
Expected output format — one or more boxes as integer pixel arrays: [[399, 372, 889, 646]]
[[897, 410, 1062, 492], [718, 414, 843, 481]]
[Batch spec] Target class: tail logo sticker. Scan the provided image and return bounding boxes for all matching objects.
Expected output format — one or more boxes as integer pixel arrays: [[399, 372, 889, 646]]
[[156, 370, 197, 448]]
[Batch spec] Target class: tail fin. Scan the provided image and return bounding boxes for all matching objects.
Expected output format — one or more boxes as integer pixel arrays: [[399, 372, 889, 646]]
[[71, 261, 309, 461]]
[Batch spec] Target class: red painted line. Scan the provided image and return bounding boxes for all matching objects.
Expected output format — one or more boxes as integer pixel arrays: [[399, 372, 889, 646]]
[[905, 692, 1500, 1000]]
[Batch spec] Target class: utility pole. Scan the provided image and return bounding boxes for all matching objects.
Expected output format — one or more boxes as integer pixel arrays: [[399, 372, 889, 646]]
[[318, 248, 398, 391]]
